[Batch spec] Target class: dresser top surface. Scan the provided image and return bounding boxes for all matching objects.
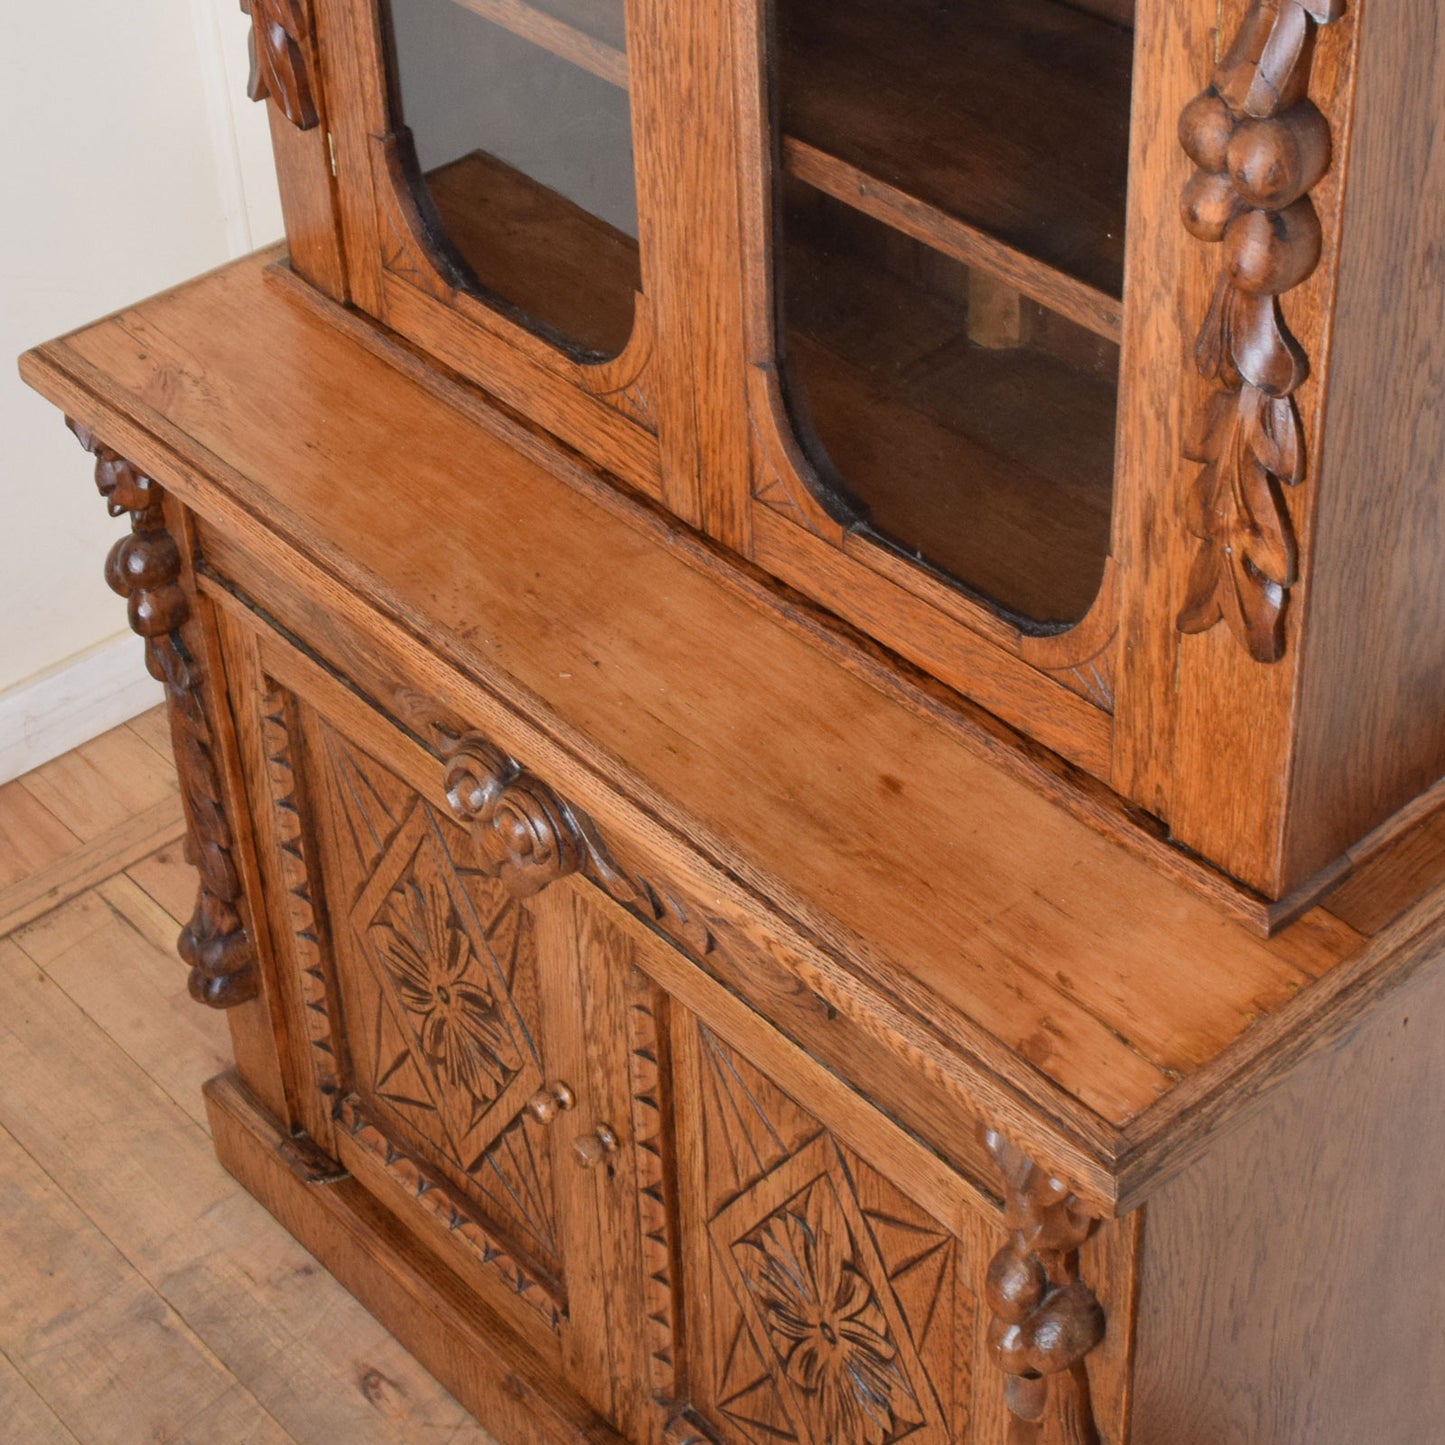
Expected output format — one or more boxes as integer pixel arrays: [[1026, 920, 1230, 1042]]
[[21, 250, 1445, 1170]]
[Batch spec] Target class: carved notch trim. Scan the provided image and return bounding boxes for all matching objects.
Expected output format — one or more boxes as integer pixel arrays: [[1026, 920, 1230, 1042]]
[[982, 1128, 1105, 1445], [1177, 0, 1345, 663], [71, 422, 257, 1009], [241, 0, 320, 131]]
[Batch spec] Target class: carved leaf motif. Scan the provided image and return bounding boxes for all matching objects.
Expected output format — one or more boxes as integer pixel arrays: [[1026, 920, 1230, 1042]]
[[369, 868, 524, 1109], [243, 0, 319, 131], [1177, 0, 1345, 662], [737, 1179, 924, 1445]]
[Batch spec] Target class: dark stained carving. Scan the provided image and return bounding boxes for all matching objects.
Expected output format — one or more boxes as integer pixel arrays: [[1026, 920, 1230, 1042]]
[[441, 730, 719, 965], [241, 0, 320, 131], [443, 732, 586, 897], [981, 1128, 1105, 1445], [72, 421, 257, 1009], [1177, 0, 1345, 662]]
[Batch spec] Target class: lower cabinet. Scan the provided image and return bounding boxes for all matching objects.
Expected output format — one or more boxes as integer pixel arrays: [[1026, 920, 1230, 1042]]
[[215, 606, 1074, 1444]]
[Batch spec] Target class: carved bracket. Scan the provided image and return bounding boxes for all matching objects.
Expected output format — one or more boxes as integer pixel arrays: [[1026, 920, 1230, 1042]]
[[71, 421, 257, 1009], [1177, 0, 1345, 663], [241, 0, 320, 131], [442, 733, 586, 897], [982, 1128, 1105, 1445], [441, 731, 720, 962]]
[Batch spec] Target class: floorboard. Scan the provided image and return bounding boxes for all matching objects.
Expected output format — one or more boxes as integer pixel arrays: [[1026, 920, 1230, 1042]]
[[0, 708, 497, 1443]]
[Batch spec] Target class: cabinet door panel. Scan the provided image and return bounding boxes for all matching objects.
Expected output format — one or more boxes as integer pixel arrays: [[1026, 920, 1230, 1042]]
[[673, 1010, 1001, 1445]]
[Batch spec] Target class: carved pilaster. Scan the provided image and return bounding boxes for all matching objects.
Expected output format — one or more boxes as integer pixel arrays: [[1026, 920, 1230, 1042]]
[[982, 1128, 1105, 1445], [1177, 0, 1345, 663], [72, 421, 257, 1009], [241, 0, 320, 131]]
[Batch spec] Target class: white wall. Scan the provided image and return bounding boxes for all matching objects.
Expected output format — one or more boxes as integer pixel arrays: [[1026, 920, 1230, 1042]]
[[0, 0, 282, 780]]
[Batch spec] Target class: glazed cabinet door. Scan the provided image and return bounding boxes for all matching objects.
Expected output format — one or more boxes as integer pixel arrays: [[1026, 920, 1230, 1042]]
[[730, 0, 1139, 773], [217, 624, 656, 1431], [307, 0, 668, 495]]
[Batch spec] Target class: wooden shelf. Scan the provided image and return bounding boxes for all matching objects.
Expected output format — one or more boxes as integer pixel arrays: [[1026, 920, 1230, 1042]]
[[779, 0, 1133, 341], [449, 0, 627, 87], [425, 150, 640, 359], [783, 211, 1117, 626]]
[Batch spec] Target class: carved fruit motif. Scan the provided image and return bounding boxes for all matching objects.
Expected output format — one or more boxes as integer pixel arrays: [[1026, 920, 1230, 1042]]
[[72, 421, 257, 1009], [982, 1129, 1104, 1445], [1177, 0, 1345, 663]]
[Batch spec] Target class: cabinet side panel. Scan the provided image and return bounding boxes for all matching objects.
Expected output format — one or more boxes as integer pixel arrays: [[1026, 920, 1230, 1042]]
[[1282, 3, 1445, 884], [1131, 931, 1445, 1443]]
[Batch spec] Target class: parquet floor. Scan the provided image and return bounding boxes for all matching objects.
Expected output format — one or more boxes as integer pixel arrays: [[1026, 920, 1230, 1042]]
[[0, 709, 495, 1444]]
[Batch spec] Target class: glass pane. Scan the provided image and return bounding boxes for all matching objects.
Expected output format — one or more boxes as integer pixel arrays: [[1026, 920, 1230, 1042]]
[[772, 0, 1134, 630], [385, 0, 639, 360]]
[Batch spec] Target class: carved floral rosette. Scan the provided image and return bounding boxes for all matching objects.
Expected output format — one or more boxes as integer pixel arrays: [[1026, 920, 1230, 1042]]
[[1177, 0, 1345, 663], [982, 1129, 1105, 1445], [71, 421, 257, 1008]]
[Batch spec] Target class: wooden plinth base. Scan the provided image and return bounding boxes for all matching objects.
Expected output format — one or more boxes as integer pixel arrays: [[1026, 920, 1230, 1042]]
[[203, 1071, 623, 1445]]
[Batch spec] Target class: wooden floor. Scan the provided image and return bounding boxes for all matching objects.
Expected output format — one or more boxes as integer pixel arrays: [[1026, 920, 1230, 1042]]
[[0, 709, 496, 1444]]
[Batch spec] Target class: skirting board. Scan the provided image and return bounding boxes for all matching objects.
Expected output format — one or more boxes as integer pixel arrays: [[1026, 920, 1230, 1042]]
[[0, 633, 164, 784]]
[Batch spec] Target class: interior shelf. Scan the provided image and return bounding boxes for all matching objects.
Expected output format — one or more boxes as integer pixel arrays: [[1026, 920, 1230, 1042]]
[[425, 149, 641, 358], [778, 0, 1133, 341], [782, 200, 1118, 626], [449, 0, 628, 87]]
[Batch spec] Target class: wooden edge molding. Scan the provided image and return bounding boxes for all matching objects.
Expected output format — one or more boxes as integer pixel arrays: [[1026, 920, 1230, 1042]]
[[983, 1127, 1106, 1445], [204, 1070, 627, 1443], [241, 0, 320, 131], [69, 420, 259, 1009], [1176, 0, 1345, 663]]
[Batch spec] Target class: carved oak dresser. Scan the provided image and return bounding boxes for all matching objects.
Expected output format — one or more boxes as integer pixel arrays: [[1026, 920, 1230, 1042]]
[[20, 0, 1445, 1440]]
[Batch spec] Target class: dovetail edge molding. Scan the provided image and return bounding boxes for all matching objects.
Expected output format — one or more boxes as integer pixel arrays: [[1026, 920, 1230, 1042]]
[[241, 0, 320, 131], [1177, 0, 1344, 663], [982, 1128, 1105, 1445], [71, 421, 258, 1009]]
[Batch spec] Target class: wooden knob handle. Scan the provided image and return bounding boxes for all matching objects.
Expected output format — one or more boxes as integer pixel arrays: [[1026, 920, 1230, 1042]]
[[525, 1082, 575, 1126], [572, 1123, 619, 1169]]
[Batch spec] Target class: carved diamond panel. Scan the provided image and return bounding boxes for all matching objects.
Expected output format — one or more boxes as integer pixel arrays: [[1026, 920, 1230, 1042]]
[[314, 724, 559, 1277], [693, 1026, 972, 1445]]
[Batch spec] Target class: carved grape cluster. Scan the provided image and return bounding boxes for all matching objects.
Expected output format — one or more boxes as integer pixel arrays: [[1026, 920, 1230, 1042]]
[[1176, 1, 1345, 663], [72, 421, 257, 1008], [983, 1129, 1104, 1445]]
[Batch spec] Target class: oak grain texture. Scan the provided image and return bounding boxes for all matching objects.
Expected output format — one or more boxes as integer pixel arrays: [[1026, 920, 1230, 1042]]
[[1131, 927, 1445, 1443], [21, 260, 1410, 1163], [207, 1070, 625, 1444]]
